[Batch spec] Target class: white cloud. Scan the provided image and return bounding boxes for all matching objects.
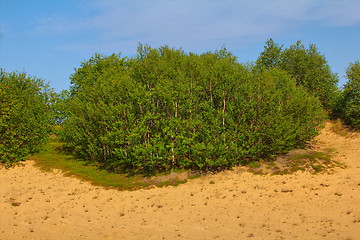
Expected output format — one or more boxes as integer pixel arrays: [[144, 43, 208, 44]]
[[33, 0, 360, 53], [307, 0, 360, 26]]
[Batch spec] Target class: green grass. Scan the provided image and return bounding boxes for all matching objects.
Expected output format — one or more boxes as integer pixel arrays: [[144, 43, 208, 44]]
[[331, 119, 353, 137], [248, 162, 261, 169], [31, 135, 196, 191], [288, 150, 332, 174], [247, 148, 346, 175]]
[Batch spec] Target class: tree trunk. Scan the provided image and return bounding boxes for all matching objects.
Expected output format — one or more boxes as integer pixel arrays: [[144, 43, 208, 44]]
[[223, 95, 226, 126], [175, 101, 178, 118]]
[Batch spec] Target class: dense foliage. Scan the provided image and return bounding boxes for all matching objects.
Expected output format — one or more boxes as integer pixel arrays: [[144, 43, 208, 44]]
[[257, 39, 339, 110], [336, 61, 360, 129], [60, 45, 325, 172], [0, 69, 52, 166], [49, 90, 70, 125]]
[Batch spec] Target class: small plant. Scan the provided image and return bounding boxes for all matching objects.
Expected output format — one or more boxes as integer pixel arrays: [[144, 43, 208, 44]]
[[10, 198, 21, 207], [248, 162, 261, 168]]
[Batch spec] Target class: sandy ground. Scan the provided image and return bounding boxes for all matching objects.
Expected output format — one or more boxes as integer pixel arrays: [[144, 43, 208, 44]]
[[1, 122, 360, 240]]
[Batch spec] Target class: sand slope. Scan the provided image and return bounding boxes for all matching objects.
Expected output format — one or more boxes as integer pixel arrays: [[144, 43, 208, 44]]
[[1, 122, 360, 240]]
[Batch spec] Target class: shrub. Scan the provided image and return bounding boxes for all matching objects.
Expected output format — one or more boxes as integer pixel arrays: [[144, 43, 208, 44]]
[[257, 39, 339, 110], [341, 61, 360, 129], [0, 69, 52, 166], [60, 45, 325, 173]]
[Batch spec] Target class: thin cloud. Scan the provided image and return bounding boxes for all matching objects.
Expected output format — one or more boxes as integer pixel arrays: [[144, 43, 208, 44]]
[[309, 0, 360, 26], [32, 0, 360, 53]]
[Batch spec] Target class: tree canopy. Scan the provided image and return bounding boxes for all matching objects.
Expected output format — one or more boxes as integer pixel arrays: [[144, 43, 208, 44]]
[[339, 61, 360, 129], [60, 45, 326, 173], [256, 39, 339, 110], [0, 69, 52, 166]]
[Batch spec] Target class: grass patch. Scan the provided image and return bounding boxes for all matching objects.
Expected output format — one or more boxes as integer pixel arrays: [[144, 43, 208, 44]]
[[331, 119, 356, 137], [31, 135, 198, 191], [248, 162, 261, 169], [286, 150, 336, 174], [248, 148, 346, 175]]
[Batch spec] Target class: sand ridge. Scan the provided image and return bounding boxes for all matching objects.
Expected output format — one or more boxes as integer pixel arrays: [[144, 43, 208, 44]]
[[1, 122, 360, 240]]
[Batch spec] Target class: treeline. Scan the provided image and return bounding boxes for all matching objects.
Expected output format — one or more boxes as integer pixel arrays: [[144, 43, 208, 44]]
[[1, 40, 359, 172]]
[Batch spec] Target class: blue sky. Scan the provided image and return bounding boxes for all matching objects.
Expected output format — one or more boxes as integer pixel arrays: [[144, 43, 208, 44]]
[[1, 0, 360, 92]]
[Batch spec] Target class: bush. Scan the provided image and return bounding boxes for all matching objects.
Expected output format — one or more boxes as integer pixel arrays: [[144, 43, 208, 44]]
[[257, 39, 339, 110], [0, 69, 52, 166], [340, 61, 360, 129], [60, 45, 325, 173]]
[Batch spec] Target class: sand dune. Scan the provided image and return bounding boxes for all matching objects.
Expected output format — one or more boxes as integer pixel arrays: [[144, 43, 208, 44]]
[[1, 122, 360, 240]]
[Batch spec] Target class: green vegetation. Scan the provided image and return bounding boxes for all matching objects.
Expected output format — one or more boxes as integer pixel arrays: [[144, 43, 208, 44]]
[[32, 134, 194, 190], [330, 118, 352, 137], [0, 69, 52, 166], [59, 44, 325, 173], [248, 148, 346, 175], [3, 39, 354, 184], [256, 39, 339, 110], [335, 61, 360, 129]]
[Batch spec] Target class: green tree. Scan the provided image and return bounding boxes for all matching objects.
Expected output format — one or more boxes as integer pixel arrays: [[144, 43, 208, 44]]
[[61, 53, 144, 168], [49, 90, 70, 125], [61, 45, 325, 173], [256, 38, 283, 70], [0, 69, 52, 166], [257, 39, 339, 110], [341, 61, 360, 128]]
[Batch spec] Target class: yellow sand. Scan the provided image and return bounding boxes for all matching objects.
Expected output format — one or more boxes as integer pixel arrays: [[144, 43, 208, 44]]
[[1, 122, 360, 240]]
